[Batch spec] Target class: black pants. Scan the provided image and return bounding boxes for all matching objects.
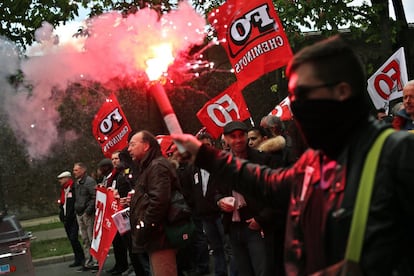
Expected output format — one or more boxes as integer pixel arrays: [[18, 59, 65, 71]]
[[64, 220, 84, 264], [113, 231, 129, 270], [122, 231, 151, 276]]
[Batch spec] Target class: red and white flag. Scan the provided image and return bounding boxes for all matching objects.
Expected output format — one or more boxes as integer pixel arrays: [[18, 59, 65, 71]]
[[156, 135, 173, 157], [268, 96, 292, 121], [92, 94, 132, 157], [367, 47, 408, 112], [197, 83, 251, 138], [91, 186, 120, 275], [208, 0, 293, 89]]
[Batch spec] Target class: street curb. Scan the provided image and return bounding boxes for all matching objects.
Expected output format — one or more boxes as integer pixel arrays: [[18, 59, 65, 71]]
[[33, 253, 74, 267], [33, 248, 114, 267]]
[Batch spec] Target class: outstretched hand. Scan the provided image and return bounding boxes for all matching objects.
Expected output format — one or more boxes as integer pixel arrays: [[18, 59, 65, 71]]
[[171, 133, 202, 163]]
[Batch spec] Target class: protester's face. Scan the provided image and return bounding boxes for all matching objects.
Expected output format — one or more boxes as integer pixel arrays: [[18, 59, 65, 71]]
[[111, 152, 121, 168], [224, 130, 247, 156], [220, 134, 230, 151], [73, 165, 86, 180], [167, 144, 179, 161], [58, 177, 68, 186], [377, 111, 387, 120], [200, 138, 213, 147], [128, 132, 149, 162], [247, 130, 264, 149], [403, 85, 414, 116], [288, 63, 341, 102]]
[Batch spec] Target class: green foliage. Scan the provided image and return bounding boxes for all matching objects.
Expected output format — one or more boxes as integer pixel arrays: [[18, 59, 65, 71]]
[[0, 0, 80, 49], [272, 0, 398, 50], [24, 221, 62, 233], [0, 0, 196, 49], [30, 238, 73, 259]]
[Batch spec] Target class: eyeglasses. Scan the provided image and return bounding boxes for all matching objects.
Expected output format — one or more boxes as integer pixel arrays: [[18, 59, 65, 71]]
[[289, 81, 340, 101]]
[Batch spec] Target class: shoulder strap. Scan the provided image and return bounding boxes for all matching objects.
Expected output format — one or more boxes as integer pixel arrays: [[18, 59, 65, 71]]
[[345, 128, 394, 262]]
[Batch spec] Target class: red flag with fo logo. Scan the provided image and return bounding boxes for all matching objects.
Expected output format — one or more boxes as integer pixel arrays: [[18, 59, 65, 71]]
[[197, 83, 251, 138], [268, 96, 292, 121], [367, 47, 408, 112], [91, 186, 119, 274], [156, 135, 174, 157], [92, 93, 132, 157], [208, 0, 293, 89]]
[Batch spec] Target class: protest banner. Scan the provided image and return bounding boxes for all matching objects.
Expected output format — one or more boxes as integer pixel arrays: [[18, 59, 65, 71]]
[[367, 47, 408, 112], [268, 96, 292, 120], [208, 0, 293, 89], [91, 186, 119, 275], [92, 94, 132, 157], [197, 83, 251, 138]]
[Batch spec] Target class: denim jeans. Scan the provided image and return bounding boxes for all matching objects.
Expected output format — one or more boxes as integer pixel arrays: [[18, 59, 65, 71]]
[[228, 222, 269, 276], [202, 216, 229, 276]]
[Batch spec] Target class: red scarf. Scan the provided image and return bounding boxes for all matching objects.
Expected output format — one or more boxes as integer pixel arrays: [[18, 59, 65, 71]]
[[106, 168, 119, 188], [60, 178, 74, 205]]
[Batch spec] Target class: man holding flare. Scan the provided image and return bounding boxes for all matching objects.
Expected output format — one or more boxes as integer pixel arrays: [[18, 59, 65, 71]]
[[172, 35, 414, 275]]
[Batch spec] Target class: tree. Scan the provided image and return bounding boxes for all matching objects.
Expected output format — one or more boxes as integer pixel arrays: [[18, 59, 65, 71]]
[[0, 0, 192, 50], [270, 0, 412, 74], [0, 0, 80, 50]]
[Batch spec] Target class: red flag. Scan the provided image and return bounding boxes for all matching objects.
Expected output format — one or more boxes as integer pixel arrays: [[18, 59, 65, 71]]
[[156, 135, 174, 157], [197, 83, 251, 138], [92, 94, 132, 158], [90, 186, 119, 275], [268, 96, 292, 121], [208, 0, 293, 89]]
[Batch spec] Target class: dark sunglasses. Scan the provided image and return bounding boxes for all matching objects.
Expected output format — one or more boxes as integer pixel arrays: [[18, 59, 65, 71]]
[[289, 81, 340, 101]]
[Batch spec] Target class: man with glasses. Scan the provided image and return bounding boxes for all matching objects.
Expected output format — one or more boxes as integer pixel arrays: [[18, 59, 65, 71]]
[[128, 130, 179, 276], [173, 35, 414, 275]]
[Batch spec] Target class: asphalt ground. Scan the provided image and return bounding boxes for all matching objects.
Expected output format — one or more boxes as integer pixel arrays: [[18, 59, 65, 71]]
[[21, 215, 216, 275]]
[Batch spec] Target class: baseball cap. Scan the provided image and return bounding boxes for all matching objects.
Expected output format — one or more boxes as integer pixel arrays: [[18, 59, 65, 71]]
[[57, 171, 71, 179], [223, 121, 248, 135], [98, 158, 112, 167]]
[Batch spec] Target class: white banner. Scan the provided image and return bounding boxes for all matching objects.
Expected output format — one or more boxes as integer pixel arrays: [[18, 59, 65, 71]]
[[367, 47, 408, 112]]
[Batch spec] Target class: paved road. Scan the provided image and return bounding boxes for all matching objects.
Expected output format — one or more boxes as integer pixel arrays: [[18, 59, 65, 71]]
[[21, 216, 216, 276], [35, 254, 117, 276]]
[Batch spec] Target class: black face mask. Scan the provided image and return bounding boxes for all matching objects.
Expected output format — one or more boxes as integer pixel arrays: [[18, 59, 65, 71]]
[[291, 98, 368, 158]]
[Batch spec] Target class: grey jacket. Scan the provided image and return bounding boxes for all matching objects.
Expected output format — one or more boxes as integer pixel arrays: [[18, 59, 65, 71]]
[[74, 175, 96, 216]]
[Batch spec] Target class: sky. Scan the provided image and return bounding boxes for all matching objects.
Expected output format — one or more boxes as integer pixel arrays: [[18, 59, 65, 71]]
[[381, 0, 414, 22]]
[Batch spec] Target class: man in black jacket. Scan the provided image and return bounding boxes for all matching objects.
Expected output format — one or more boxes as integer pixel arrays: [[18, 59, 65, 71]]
[[173, 133, 228, 276], [57, 171, 85, 268], [216, 120, 279, 276], [128, 130, 179, 276], [173, 35, 414, 276]]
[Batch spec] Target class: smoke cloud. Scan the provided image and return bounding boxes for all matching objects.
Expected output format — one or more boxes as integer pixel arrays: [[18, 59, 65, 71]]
[[1, 2, 206, 159]]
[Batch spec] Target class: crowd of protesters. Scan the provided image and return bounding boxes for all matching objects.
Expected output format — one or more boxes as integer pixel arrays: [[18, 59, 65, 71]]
[[56, 35, 414, 276]]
